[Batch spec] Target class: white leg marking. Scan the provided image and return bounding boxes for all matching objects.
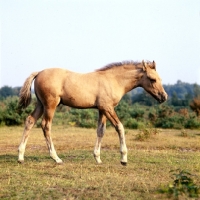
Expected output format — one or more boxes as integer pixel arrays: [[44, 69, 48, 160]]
[[94, 118, 106, 164], [116, 123, 128, 164], [18, 135, 29, 162], [46, 138, 63, 164], [94, 136, 103, 164]]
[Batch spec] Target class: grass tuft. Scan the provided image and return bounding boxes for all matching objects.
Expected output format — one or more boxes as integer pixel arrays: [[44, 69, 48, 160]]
[[135, 128, 160, 141]]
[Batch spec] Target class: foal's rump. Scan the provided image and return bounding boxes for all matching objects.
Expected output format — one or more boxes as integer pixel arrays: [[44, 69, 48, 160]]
[[34, 68, 99, 108]]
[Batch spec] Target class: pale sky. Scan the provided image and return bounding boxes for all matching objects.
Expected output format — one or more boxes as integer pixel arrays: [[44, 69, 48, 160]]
[[1, 0, 200, 87]]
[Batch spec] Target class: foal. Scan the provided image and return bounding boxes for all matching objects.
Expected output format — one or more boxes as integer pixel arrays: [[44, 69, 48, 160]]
[[18, 60, 167, 165]]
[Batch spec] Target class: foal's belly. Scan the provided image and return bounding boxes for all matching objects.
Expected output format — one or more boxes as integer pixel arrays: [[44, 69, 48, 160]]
[[60, 94, 97, 109], [61, 74, 99, 108]]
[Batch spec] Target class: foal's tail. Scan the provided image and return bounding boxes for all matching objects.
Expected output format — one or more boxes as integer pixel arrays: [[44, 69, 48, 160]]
[[19, 72, 40, 109]]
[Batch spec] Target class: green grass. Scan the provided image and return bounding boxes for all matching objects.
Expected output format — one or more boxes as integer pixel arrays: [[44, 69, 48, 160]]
[[0, 126, 200, 199]]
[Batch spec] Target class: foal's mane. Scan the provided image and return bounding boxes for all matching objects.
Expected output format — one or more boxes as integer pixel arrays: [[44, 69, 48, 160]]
[[96, 61, 141, 72]]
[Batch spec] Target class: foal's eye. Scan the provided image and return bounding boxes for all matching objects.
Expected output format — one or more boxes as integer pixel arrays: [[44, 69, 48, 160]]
[[150, 79, 156, 83]]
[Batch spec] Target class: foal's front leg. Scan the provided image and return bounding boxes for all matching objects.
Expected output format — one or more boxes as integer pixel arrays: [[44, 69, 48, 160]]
[[115, 123, 128, 165], [104, 108, 128, 165], [94, 111, 106, 164]]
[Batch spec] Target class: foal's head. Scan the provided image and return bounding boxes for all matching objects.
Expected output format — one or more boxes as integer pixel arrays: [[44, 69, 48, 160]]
[[139, 60, 167, 103]]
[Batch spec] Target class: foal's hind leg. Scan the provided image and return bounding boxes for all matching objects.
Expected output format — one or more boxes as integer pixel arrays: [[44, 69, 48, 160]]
[[41, 106, 63, 164], [94, 111, 107, 164], [18, 102, 43, 163]]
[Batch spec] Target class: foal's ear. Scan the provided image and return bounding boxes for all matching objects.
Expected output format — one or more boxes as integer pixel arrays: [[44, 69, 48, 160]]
[[142, 60, 147, 71], [152, 60, 156, 70]]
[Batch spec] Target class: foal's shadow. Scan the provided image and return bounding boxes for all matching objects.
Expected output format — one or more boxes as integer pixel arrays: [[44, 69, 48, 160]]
[[0, 154, 17, 163], [0, 154, 51, 164], [0, 154, 65, 165]]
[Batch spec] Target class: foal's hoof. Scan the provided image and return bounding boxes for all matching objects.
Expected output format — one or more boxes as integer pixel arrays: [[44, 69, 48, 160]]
[[121, 161, 127, 166], [18, 160, 24, 164], [56, 161, 63, 165], [55, 159, 63, 165]]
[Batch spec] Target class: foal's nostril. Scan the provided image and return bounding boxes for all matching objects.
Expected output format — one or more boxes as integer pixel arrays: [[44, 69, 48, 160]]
[[164, 93, 168, 100], [162, 93, 168, 102], [162, 97, 166, 102]]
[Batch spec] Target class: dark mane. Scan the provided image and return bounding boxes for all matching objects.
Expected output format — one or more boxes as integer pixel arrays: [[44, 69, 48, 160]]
[[96, 61, 141, 71]]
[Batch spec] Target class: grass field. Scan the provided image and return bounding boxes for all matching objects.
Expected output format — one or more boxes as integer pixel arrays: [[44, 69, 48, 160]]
[[0, 126, 200, 199]]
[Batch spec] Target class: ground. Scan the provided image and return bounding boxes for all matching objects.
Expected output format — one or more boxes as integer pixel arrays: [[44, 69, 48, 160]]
[[0, 126, 200, 199]]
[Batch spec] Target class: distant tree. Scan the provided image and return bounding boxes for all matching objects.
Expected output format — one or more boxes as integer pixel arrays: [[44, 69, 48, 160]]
[[0, 86, 14, 98], [12, 87, 21, 96], [170, 91, 192, 107], [183, 93, 193, 106], [0, 86, 21, 99], [163, 81, 194, 100], [171, 91, 179, 106], [193, 83, 200, 98]]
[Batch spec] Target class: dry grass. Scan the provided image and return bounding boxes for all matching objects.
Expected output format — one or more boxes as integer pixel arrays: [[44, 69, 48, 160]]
[[0, 126, 200, 199]]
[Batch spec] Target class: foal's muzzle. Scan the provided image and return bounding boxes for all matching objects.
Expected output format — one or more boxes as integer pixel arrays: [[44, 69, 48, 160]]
[[158, 92, 168, 103]]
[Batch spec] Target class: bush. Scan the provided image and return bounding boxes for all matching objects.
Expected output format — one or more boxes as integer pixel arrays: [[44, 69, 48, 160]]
[[135, 128, 159, 141], [1, 95, 200, 130], [124, 118, 138, 129], [148, 107, 157, 122], [184, 116, 200, 129], [0, 96, 35, 126], [67, 108, 98, 128], [159, 169, 200, 199], [129, 104, 145, 120], [190, 97, 200, 116], [115, 100, 131, 121], [155, 114, 184, 129]]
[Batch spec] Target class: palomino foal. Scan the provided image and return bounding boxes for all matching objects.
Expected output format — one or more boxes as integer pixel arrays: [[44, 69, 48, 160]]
[[18, 60, 167, 165]]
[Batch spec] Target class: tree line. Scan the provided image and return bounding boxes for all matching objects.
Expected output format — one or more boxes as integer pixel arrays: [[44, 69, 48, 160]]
[[1, 81, 200, 129]]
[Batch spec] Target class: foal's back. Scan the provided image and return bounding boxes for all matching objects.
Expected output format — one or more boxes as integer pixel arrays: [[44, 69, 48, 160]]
[[34, 68, 112, 109]]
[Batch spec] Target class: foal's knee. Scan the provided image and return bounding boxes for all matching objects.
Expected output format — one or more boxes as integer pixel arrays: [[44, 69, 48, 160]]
[[25, 116, 35, 130]]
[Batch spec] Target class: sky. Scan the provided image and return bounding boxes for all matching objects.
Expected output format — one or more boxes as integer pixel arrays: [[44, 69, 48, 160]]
[[0, 0, 200, 87]]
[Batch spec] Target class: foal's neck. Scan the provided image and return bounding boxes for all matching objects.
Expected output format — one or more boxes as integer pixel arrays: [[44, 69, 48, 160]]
[[115, 64, 144, 94]]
